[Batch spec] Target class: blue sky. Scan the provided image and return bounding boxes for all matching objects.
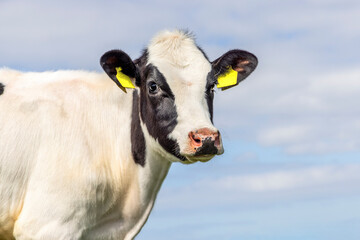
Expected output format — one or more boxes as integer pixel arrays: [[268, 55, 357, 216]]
[[1, 0, 360, 239]]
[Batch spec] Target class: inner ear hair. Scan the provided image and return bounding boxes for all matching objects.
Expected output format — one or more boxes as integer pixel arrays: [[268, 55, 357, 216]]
[[234, 60, 250, 72], [212, 49, 258, 76]]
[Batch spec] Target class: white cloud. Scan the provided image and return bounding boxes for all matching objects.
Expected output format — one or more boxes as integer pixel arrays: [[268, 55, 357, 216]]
[[158, 163, 360, 210], [309, 69, 360, 101], [209, 164, 360, 192], [258, 125, 313, 146], [260, 68, 360, 153]]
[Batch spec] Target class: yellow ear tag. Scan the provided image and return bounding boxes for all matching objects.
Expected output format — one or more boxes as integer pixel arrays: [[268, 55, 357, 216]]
[[116, 67, 135, 89], [217, 67, 238, 89]]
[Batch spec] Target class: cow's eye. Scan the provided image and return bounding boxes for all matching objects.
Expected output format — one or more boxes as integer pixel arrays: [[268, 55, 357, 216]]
[[148, 81, 158, 94]]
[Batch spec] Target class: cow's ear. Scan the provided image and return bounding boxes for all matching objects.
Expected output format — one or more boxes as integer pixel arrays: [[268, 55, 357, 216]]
[[100, 50, 137, 93], [212, 50, 258, 91]]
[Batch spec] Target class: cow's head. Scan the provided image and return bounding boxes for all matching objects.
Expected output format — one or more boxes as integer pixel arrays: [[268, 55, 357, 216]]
[[100, 30, 257, 164]]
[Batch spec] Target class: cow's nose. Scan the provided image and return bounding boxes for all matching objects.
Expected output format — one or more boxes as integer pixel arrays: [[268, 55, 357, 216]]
[[188, 128, 223, 155]]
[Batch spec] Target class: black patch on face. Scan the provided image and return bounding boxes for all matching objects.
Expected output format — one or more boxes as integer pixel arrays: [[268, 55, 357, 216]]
[[137, 60, 185, 161], [0, 83, 4, 95], [205, 72, 216, 122], [131, 90, 146, 166]]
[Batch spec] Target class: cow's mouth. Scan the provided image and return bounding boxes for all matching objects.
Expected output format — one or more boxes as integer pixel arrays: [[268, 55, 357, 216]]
[[182, 154, 216, 164], [180, 143, 224, 164]]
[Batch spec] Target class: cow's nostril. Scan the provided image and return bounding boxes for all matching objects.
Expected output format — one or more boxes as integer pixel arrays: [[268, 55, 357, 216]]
[[189, 132, 203, 147]]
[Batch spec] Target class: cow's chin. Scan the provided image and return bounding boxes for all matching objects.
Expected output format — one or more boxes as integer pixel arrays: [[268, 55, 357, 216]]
[[182, 154, 216, 164]]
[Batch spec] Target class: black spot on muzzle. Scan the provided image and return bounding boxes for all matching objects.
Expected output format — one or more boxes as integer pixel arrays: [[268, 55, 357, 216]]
[[194, 137, 219, 156]]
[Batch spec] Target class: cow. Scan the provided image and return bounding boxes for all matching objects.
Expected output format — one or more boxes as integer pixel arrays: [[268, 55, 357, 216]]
[[0, 30, 257, 240]]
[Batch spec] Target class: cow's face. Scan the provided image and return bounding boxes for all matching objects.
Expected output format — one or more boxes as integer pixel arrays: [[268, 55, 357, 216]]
[[101, 31, 257, 164]]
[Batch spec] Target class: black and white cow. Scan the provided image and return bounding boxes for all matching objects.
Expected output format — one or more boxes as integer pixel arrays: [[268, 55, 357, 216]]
[[0, 30, 257, 240]]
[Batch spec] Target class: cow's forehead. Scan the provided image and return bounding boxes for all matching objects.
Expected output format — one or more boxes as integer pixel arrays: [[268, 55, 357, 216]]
[[147, 30, 211, 87]]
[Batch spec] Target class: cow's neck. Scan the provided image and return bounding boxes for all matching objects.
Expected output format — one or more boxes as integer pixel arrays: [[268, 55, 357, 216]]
[[139, 150, 172, 200], [121, 145, 171, 239]]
